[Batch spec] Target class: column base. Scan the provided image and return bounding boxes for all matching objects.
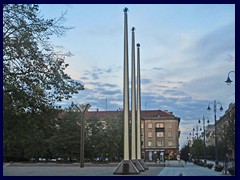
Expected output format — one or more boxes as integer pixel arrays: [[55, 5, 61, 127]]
[[138, 159, 149, 170], [113, 160, 140, 175], [131, 159, 145, 172]]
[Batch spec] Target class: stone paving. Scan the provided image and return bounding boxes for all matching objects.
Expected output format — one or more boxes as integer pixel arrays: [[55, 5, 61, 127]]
[[157, 162, 231, 176], [3, 162, 162, 176], [3, 162, 232, 176]]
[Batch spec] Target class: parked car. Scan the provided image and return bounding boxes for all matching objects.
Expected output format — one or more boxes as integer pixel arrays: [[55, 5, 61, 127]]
[[95, 157, 108, 163]]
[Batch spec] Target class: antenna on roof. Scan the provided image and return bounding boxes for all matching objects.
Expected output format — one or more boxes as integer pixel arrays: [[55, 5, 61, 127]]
[[106, 98, 108, 111]]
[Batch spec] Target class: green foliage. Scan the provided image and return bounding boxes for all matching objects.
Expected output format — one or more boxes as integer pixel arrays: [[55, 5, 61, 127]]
[[103, 113, 124, 160], [3, 4, 84, 161], [205, 145, 215, 160], [180, 144, 190, 159], [48, 108, 81, 160], [3, 107, 59, 161], [191, 139, 203, 159], [84, 113, 124, 161], [3, 4, 84, 113]]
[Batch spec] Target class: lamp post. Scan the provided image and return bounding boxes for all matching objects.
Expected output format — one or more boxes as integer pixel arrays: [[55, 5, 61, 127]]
[[74, 103, 91, 168], [198, 115, 210, 164], [225, 71, 235, 85], [189, 129, 195, 141], [193, 124, 200, 139], [207, 100, 223, 166]]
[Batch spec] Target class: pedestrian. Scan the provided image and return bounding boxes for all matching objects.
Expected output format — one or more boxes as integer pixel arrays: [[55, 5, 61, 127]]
[[184, 156, 187, 165]]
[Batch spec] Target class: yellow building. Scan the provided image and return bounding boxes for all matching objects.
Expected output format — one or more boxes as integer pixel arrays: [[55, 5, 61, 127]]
[[140, 110, 181, 162], [86, 109, 181, 162]]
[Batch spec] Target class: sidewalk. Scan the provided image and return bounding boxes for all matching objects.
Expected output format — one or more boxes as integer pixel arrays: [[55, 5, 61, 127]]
[[3, 162, 232, 176], [157, 162, 231, 176], [3, 162, 163, 176]]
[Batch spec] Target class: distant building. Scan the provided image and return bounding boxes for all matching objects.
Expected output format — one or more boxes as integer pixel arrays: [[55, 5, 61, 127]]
[[85, 109, 181, 162], [205, 124, 215, 146], [216, 103, 235, 160], [205, 103, 235, 159]]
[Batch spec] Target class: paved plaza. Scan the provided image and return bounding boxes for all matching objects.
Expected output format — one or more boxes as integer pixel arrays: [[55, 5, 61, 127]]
[[3, 162, 231, 176]]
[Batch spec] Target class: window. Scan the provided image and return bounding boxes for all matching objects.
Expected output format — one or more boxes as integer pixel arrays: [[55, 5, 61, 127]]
[[157, 132, 164, 137], [148, 141, 153, 147], [148, 123, 152, 128], [148, 132, 152, 137], [168, 132, 172, 137], [168, 141, 173, 146], [156, 123, 164, 128], [141, 123, 144, 129], [157, 141, 164, 146]]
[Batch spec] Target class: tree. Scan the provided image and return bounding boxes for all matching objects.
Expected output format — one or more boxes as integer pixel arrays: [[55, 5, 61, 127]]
[[48, 107, 81, 161], [104, 114, 124, 161], [3, 107, 59, 161], [206, 145, 215, 160], [3, 4, 84, 161], [85, 115, 107, 161], [180, 144, 190, 161], [3, 4, 84, 113], [191, 139, 203, 160], [84, 112, 124, 162]]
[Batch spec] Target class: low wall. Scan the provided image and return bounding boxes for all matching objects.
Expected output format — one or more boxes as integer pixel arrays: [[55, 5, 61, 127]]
[[165, 160, 184, 167]]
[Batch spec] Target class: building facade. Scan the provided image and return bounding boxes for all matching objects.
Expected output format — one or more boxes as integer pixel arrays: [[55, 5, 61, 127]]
[[86, 109, 181, 162], [140, 110, 180, 162], [205, 103, 235, 160], [216, 103, 235, 160]]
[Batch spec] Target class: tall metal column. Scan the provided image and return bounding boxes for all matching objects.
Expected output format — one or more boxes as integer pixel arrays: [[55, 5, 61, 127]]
[[136, 43, 141, 161], [130, 28, 144, 172], [136, 43, 148, 170], [113, 7, 139, 175], [123, 7, 130, 162], [131, 27, 136, 160]]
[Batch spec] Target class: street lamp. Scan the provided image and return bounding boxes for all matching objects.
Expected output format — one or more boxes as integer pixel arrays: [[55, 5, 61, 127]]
[[198, 115, 210, 164], [189, 128, 195, 140], [207, 100, 223, 166], [225, 71, 235, 85], [73, 103, 91, 168], [193, 124, 200, 139]]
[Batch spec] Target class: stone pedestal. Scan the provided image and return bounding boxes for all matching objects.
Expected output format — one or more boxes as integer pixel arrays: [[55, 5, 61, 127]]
[[113, 160, 140, 175]]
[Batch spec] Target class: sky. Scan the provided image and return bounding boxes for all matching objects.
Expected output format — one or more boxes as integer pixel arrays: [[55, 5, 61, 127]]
[[39, 4, 235, 148]]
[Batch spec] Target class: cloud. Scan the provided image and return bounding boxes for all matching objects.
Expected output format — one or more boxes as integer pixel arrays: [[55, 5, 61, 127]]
[[141, 78, 152, 85], [152, 67, 166, 71], [192, 23, 235, 63], [102, 83, 118, 88], [162, 89, 187, 97]]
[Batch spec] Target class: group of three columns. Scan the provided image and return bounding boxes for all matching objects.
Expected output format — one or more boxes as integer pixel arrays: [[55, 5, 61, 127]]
[[113, 7, 148, 175]]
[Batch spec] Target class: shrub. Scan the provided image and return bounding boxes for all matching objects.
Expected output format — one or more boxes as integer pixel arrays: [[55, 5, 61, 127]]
[[214, 164, 223, 172], [228, 166, 235, 176], [193, 159, 204, 166], [198, 161, 204, 166], [207, 163, 214, 169]]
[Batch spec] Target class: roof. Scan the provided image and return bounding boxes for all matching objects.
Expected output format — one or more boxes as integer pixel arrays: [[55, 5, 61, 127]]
[[85, 109, 180, 120]]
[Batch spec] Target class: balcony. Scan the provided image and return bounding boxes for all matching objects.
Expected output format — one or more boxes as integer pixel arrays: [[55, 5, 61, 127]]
[[155, 127, 164, 132]]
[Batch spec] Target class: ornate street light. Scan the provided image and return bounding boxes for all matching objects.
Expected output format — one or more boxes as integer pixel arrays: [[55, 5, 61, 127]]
[[207, 100, 223, 166], [225, 71, 235, 85], [73, 103, 91, 168], [198, 115, 210, 164]]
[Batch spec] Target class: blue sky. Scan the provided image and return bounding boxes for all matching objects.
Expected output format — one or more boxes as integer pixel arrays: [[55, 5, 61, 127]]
[[39, 4, 235, 148]]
